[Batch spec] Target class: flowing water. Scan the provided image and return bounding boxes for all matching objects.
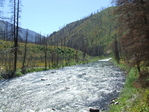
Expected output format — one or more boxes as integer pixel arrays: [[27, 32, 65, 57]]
[[0, 59, 125, 112]]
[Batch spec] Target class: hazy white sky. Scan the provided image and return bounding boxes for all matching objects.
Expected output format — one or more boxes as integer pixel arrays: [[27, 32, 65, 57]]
[[3, 0, 112, 35]]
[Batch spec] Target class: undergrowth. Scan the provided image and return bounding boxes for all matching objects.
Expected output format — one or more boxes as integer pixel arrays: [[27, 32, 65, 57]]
[[1, 56, 102, 79]]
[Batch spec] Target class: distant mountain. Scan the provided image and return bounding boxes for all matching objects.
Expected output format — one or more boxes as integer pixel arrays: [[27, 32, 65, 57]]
[[47, 7, 116, 56], [0, 20, 44, 43]]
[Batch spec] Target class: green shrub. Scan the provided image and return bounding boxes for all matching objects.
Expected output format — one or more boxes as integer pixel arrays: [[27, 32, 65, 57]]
[[15, 71, 22, 77]]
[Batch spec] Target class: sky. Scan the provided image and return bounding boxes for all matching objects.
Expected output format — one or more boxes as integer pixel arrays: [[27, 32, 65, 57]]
[[3, 0, 112, 35]]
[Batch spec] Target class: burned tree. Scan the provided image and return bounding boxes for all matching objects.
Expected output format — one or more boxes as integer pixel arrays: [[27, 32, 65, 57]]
[[113, 0, 149, 72]]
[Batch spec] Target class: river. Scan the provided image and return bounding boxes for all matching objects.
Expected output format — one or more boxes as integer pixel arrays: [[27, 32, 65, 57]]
[[0, 59, 125, 112]]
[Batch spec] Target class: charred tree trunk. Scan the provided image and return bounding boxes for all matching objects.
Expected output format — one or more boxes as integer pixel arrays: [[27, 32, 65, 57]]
[[13, 0, 20, 75], [44, 37, 48, 70], [22, 29, 28, 73], [113, 36, 120, 63]]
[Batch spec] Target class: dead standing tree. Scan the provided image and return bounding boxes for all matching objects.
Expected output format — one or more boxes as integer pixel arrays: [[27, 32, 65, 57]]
[[43, 36, 48, 70], [11, 0, 21, 76], [21, 29, 28, 73]]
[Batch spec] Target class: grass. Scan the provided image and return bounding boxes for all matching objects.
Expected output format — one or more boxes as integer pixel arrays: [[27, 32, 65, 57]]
[[3, 56, 102, 79], [20, 56, 102, 74], [108, 59, 149, 112]]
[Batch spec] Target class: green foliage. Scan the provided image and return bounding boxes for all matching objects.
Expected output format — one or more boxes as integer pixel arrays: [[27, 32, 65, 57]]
[[25, 67, 45, 73], [124, 89, 149, 112], [15, 71, 22, 77]]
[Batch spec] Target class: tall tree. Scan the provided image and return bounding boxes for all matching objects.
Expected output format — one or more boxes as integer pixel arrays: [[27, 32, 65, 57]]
[[43, 36, 48, 70], [113, 36, 120, 63], [12, 0, 21, 75], [22, 29, 28, 73], [113, 0, 149, 72]]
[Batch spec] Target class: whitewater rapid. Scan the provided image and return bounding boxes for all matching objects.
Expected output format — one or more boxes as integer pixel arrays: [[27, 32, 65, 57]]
[[0, 59, 125, 112]]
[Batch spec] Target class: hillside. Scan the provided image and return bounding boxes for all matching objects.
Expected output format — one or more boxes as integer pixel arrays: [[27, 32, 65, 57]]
[[0, 20, 44, 43], [47, 7, 116, 56], [0, 39, 91, 78]]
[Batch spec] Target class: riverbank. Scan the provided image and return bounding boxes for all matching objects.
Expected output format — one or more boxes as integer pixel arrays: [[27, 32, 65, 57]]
[[108, 59, 149, 112], [0, 56, 103, 80]]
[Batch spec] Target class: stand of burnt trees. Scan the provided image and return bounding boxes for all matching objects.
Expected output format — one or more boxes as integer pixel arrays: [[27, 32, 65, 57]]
[[8, 0, 21, 77], [113, 0, 149, 74], [0, 0, 21, 78]]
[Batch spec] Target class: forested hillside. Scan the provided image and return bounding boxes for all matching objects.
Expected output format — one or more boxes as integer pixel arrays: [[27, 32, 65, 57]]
[[47, 7, 116, 56]]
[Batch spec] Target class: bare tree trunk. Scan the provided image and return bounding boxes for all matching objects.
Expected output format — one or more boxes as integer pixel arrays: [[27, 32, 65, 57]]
[[44, 37, 47, 70], [113, 36, 120, 63], [22, 29, 28, 73], [13, 0, 20, 75], [13, 0, 20, 74], [13, 0, 16, 74]]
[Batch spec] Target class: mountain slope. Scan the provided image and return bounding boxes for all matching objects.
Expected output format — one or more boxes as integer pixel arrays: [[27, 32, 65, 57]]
[[47, 7, 116, 56], [0, 20, 44, 43]]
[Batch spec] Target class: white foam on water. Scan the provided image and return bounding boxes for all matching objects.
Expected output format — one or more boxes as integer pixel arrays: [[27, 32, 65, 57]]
[[98, 58, 112, 62]]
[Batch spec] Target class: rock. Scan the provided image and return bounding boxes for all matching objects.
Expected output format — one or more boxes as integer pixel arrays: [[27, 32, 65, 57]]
[[51, 71, 56, 74], [110, 98, 119, 105], [101, 108, 106, 111], [114, 101, 119, 105], [46, 84, 51, 86], [89, 108, 100, 112], [110, 99, 116, 104], [41, 78, 48, 81], [52, 108, 55, 111]]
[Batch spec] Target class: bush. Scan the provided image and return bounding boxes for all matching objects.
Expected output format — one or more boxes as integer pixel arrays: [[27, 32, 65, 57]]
[[15, 71, 22, 77]]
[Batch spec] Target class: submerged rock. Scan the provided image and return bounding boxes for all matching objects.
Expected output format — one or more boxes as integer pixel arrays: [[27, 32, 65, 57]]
[[51, 71, 56, 74], [41, 78, 48, 81]]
